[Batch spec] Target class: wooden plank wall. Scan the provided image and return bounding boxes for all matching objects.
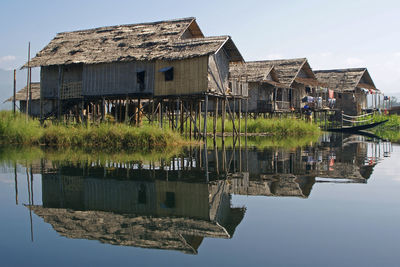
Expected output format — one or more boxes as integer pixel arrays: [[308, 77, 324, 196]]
[[154, 56, 208, 96], [83, 61, 155, 96], [40, 66, 59, 99], [208, 50, 230, 95], [155, 180, 210, 219], [247, 83, 274, 112]]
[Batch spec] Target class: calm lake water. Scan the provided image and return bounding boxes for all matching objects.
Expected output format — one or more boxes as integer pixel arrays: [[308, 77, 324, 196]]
[[0, 133, 399, 267]]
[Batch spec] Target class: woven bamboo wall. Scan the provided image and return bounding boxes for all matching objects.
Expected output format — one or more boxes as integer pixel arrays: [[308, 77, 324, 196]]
[[154, 56, 208, 96]]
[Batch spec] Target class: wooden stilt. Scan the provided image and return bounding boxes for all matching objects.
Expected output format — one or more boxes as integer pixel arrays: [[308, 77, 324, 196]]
[[101, 97, 105, 122], [213, 97, 218, 139], [151, 99, 155, 124], [180, 99, 184, 134], [119, 99, 122, 122], [198, 100, 202, 138], [13, 69, 16, 115], [232, 97, 236, 137], [189, 101, 193, 139], [245, 98, 248, 136], [238, 98, 242, 136], [203, 95, 208, 139], [138, 98, 142, 126], [125, 96, 129, 124], [159, 99, 163, 128], [221, 98, 226, 138]]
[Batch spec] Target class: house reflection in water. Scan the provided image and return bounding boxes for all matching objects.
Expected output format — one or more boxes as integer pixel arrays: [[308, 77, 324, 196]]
[[30, 172, 245, 254], [26, 134, 392, 254]]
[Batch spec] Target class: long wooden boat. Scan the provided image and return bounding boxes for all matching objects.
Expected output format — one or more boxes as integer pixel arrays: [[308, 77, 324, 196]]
[[327, 120, 388, 133]]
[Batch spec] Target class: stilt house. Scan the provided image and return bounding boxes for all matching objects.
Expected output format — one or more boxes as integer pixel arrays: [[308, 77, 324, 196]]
[[237, 58, 322, 112], [229, 63, 287, 113], [314, 68, 379, 115], [5, 83, 55, 116], [23, 17, 245, 121]]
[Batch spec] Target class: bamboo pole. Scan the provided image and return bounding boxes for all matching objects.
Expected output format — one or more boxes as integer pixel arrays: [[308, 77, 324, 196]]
[[25, 43, 31, 121], [13, 69, 16, 115], [213, 97, 218, 139], [189, 101, 193, 139], [221, 98, 226, 137], [180, 99, 184, 134], [203, 95, 208, 139], [238, 99, 242, 136]]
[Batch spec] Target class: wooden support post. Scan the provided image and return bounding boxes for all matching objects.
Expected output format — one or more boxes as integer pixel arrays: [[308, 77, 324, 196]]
[[151, 99, 155, 124], [13, 69, 16, 115], [245, 98, 248, 136], [101, 97, 105, 122], [25, 43, 31, 120], [198, 100, 202, 137], [189, 101, 193, 139], [194, 102, 198, 138], [221, 98, 226, 138], [80, 100, 84, 124], [213, 97, 218, 139], [138, 98, 142, 126], [29, 68, 32, 116], [232, 97, 236, 137], [238, 98, 242, 136], [125, 96, 129, 124], [180, 99, 184, 134], [203, 95, 208, 139], [57, 66, 63, 121], [176, 99, 179, 130], [159, 99, 163, 128], [118, 99, 122, 122], [113, 101, 117, 123], [92, 102, 95, 124]]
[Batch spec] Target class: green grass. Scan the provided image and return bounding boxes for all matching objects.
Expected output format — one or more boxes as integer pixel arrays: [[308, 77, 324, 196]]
[[0, 145, 181, 166], [0, 111, 188, 151], [370, 114, 400, 142], [206, 134, 320, 149], [203, 116, 320, 136]]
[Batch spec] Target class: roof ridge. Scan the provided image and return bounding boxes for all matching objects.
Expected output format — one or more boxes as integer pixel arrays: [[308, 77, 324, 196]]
[[56, 17, 196, 35], [314, 68, 367, 73], [247, 58, 307, 64]]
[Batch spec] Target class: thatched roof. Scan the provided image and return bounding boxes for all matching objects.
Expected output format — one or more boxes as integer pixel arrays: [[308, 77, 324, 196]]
[[244, 58, 318, 87], [5, 82, 40, 102], [28, 205, 245, 254], [229, 63, 286, 87], [314, 68, 378, 92], [23, 17, 243, 68]]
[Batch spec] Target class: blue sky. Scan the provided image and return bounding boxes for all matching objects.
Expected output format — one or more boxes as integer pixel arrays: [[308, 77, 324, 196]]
[[1, 0, 399, 96]]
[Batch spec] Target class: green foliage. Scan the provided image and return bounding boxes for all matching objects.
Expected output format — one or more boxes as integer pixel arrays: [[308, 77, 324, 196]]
[[205, 116, 320, 136], [0, 145, 181, 166], [0, 111, 187, 150], [206, 134, 320, 149], [371, 114, 400, 142]]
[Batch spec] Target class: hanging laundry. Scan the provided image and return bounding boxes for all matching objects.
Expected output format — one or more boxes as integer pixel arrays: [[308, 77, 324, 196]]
[[328, 89, 334, 99]]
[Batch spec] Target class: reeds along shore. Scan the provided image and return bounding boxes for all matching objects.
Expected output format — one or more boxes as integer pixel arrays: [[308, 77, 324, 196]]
[[0, 111, 186, 150], [371, 114, 400, 142], [0, 111, 321, 149]]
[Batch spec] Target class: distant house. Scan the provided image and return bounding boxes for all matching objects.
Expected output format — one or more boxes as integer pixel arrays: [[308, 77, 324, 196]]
[[5, 82, 55, 117], [23, 17, 245, 120], [314, 68, 379, 115], [232, 58, 322, 113], [230, 63, 287, 113]]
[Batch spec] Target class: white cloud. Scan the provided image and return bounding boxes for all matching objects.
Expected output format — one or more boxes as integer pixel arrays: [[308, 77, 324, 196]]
[[0, 55, 16, 63], [395, 52, 400, 57], [345, 57, 365, 66]]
